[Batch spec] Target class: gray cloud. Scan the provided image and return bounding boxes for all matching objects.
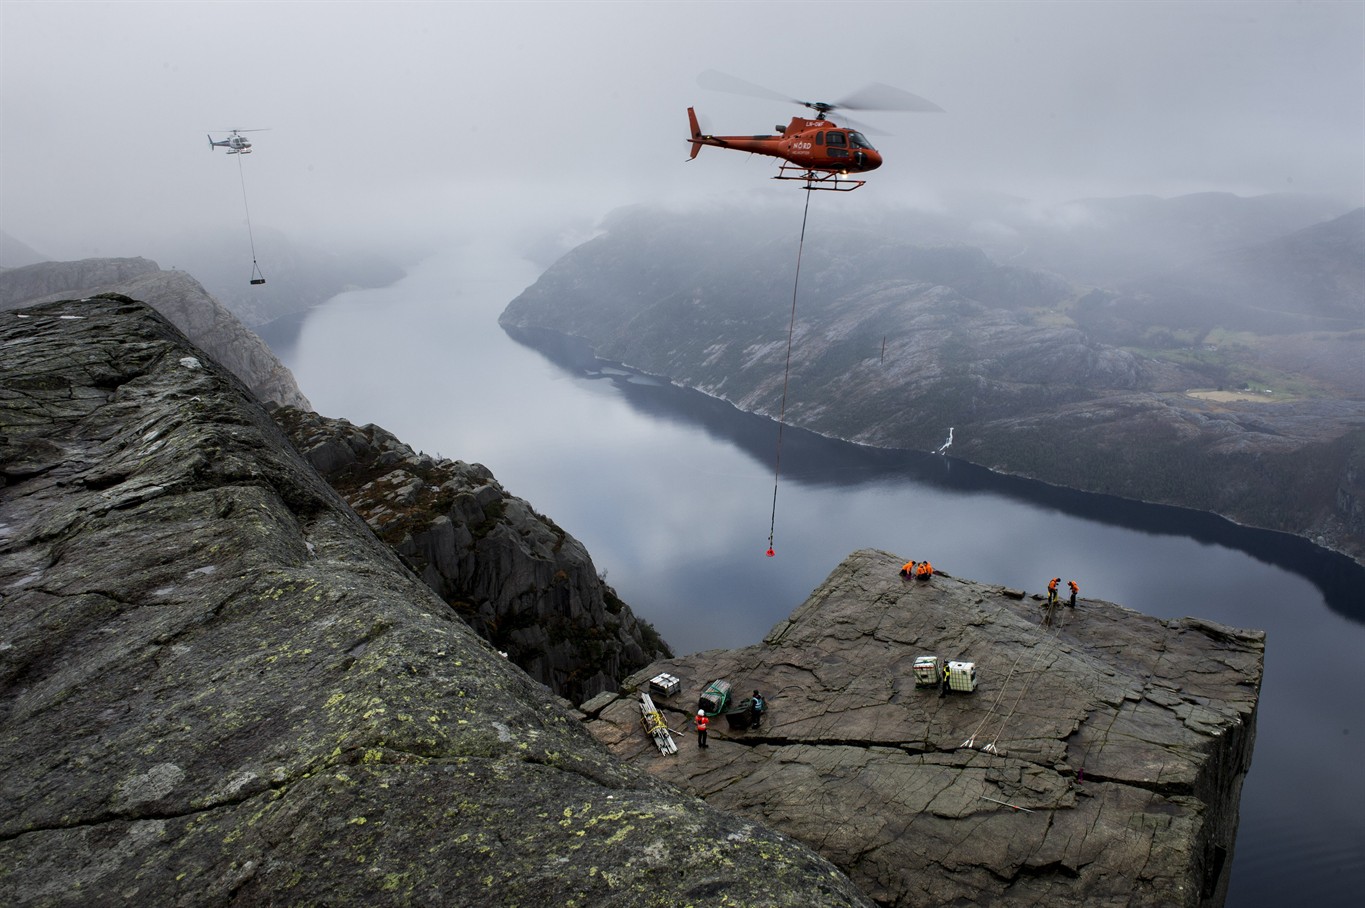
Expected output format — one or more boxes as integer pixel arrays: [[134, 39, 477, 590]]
[[3, 0, 1361, 260]]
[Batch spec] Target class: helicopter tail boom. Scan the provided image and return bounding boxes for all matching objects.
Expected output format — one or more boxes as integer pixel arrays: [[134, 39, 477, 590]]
[[687, 107, 705, 159]]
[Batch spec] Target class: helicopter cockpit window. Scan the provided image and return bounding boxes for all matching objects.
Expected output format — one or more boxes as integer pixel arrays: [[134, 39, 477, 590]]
[[826, 131, 848, 147], [848, 131, 874, 150]]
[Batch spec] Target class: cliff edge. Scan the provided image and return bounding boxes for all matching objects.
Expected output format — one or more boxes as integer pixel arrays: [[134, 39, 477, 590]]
[[0, 298, 870, 907], [585, 550, 1264, 907], [271, 407, 672, 705]]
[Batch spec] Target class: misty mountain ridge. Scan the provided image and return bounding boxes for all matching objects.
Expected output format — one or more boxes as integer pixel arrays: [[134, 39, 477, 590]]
[[146, 226, 406, 330], [1113, 207, 1365, 334], [868, 190, 1352, 285], [0, 257, 309, 410], [503, 192, 1365, 564], [0, 226, 406, 332], [0, 229, 47, 269]]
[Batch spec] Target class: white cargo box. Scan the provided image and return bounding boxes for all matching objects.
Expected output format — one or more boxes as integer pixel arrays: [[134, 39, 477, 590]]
[[649, 672, 681, 697], [947, 661, 978, 692], [912, 655, 942, 688]]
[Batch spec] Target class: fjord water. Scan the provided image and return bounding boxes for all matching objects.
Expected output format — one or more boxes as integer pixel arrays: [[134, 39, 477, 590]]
[[278, 243, 1365, 907]]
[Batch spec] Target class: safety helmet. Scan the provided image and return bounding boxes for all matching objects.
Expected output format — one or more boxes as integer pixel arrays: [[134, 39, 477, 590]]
[[698, 709, 705, 715]]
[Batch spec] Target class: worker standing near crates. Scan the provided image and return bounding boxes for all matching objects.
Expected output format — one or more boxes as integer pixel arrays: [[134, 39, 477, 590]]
[[695, 710, 709, 749]]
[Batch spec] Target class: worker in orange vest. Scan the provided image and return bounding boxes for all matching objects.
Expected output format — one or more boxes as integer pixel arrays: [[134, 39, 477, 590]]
[[1047, 577, 1060, 605], [695, 709, 709, 749], [917, 561, 933, 580], [900, 560, 916, 579], [1068, 580, 1079, 608]]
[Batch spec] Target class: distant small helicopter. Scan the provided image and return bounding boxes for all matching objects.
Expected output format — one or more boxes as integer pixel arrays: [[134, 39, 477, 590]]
[[687, 70, 942, 191], [207, 129, 267, 154]]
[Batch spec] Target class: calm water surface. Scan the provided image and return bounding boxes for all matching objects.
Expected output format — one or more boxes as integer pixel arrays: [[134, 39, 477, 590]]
[[279, 243, 1365, 907]]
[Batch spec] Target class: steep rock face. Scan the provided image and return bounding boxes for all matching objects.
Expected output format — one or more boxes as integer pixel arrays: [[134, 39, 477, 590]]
[[272, 407, 671, 704], [0, 298, 872, 908], [585, 549, 1263, 908], [0, 258, 310, 410]]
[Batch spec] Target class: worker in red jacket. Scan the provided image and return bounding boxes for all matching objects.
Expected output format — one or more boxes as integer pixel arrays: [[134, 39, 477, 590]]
[[695, 710, 709, 748]]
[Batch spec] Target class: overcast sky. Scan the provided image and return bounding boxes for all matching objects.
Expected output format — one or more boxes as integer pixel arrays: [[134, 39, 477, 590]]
[[2, 0, 1362, 261]]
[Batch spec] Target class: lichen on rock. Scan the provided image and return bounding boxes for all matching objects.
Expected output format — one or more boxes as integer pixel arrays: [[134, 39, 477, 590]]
[[0, 298, 870, 908]]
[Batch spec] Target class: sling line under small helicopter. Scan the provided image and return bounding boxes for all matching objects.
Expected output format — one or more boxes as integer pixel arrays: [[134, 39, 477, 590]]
[[236, 153, 266, 286], [209, 129, 268, 285]]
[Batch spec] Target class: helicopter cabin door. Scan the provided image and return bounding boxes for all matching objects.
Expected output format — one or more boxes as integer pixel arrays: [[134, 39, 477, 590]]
[[821, 130, 850, 164]]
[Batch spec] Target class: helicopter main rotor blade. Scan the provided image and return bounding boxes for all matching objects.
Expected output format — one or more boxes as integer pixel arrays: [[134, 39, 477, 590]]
[[697, 69, 797, 105], [835, 83, 944, 113], [829, 111, 886, 136]]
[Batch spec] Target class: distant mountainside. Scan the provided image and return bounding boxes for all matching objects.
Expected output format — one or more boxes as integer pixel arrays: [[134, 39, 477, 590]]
[[920, 190, 1352, 285], [0, 229, 47, 269], [1109, 208, 1365, 334], [502, 196, 1365, 565], [0, 257, 309, 410]]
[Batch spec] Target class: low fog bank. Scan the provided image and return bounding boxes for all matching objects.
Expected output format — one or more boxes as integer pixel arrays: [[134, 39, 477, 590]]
[[4, 183, 1359, 342]]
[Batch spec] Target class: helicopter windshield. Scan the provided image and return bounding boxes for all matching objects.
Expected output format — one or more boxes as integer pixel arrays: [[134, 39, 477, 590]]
[[848, 131, 875, 150]]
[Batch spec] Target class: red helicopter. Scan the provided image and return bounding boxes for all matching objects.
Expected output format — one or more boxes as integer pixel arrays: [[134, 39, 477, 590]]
[[687, 70, 942, 191]]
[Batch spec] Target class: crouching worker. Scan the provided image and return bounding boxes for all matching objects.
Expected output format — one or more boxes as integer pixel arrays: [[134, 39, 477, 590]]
[[916, 560, 934, 581]]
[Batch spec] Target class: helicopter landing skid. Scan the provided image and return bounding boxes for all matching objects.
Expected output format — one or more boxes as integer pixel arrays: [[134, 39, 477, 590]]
[[774, 165, 866, 192]]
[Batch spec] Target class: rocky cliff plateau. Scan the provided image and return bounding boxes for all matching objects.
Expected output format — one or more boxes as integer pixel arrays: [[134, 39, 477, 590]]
[[0, 298, 871, 907], [584, 549, 1264, 908]]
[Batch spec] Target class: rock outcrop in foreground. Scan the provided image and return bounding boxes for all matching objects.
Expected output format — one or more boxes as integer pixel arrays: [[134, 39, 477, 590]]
[[272, 407, 671, 705], [0, 298, 870, 907], [585, 549, 1264, 907]]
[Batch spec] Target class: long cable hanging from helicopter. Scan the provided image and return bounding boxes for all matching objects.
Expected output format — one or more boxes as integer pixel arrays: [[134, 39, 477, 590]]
[[208, 128, 269, 285], [767, 187, 814, 557], [687, 71, 943, 556], [237, 152, 266, 285]]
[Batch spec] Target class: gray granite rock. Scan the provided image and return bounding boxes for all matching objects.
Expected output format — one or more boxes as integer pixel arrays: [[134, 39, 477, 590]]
[[586, 549, 1264, 907], [272, 407, 671, 705], [0, 298, 871, 908]]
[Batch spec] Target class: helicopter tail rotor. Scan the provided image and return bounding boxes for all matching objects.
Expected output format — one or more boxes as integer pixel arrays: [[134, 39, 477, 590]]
[[687, 107, 705, 159]]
